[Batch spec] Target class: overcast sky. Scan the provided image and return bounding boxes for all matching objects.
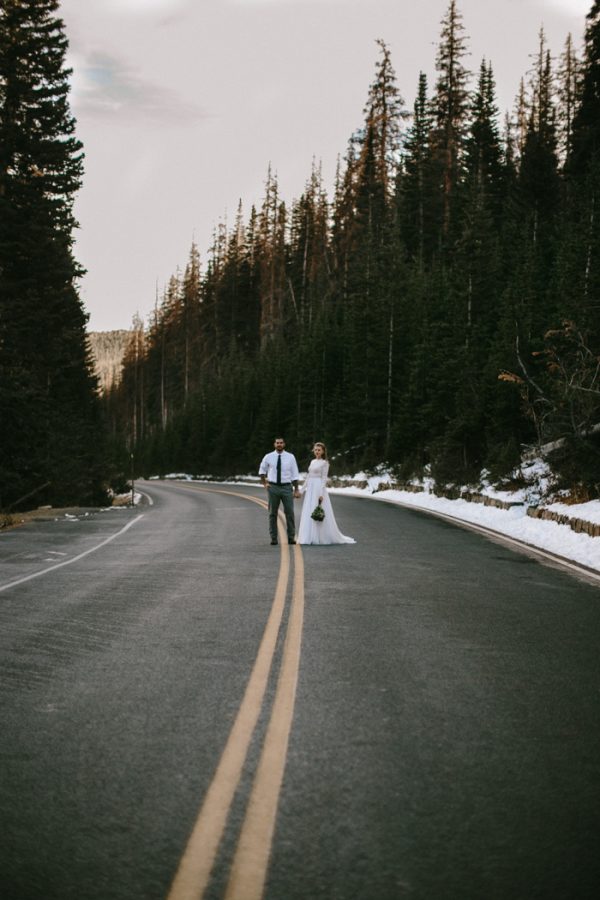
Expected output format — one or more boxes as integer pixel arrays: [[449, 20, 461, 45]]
[[58, 0, 592, 332]]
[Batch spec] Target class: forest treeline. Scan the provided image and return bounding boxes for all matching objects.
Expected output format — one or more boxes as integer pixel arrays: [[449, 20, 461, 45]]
[[2, 2, 600, 510], [107, 1, 600, 491]]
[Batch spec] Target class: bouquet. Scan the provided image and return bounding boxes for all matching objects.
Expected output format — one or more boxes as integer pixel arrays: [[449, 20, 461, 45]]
[[310, 504, 325, 522]]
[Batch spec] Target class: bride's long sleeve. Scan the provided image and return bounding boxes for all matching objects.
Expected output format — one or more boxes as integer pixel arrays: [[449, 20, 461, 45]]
[[321, 461, 329, 493]]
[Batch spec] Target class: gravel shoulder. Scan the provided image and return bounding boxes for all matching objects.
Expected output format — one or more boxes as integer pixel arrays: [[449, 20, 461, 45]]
[[0, 495, 132, 532]]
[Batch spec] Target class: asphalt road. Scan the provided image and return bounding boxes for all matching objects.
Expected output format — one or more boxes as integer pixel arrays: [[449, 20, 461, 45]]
[[1, 480, 599, 900]]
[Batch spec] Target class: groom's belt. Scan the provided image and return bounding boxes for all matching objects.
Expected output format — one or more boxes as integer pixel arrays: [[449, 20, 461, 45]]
[[268, 481, 291, 485]]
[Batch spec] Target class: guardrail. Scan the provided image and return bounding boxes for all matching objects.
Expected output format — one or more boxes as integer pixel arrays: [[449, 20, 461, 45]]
[[526, 506, 600, 538]]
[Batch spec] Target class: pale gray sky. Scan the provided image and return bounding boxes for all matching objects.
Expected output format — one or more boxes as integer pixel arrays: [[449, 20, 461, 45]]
[[59, 0, 591, 331]]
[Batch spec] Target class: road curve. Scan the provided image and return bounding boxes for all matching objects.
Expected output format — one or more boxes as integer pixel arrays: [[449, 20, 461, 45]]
[[1, 480, 599, 900]]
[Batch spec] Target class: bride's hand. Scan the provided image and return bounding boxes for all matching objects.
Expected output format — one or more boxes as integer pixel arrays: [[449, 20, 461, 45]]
[[318, 496, 323, 504]]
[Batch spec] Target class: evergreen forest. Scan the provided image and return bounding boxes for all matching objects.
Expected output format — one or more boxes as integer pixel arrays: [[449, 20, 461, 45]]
[[3, 1, 600, 508], [0, 0, 107, 510], [107, 1, 600, 492]]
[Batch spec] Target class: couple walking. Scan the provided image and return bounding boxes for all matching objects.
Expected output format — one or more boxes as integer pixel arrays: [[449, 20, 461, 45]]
[[259, 437, 355, 546]]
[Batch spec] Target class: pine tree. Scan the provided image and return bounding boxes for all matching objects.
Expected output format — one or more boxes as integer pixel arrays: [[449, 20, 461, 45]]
[[257, 165, 287, 346], [200, 220, 228, 374], [431, 0, 471, 239], [115, 314, 146, 451], [444, 58, 504, 478], [399, 71, 435, 264], [287, 162, 332, 446], [334, 40, 407, 457], [361, 39, 406, 200], [0, 0, 106, 507], [181, 241, 201, 403], [512, 78, 529, 159], [519, 32, 560, 255], [569, 0, 600, 176], [560, 0, 600, 342], [557, 33, 581, 165], [465, 63, 502, 198]]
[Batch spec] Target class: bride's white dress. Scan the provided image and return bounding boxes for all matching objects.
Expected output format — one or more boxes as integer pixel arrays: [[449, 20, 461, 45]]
[[297, 459, 355, 545]]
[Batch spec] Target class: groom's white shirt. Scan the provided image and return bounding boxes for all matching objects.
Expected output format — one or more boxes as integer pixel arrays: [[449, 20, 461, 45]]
[[259, 450, 300, 483]]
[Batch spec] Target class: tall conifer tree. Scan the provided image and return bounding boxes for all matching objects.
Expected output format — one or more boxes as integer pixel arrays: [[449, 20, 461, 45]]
[[0, 0, 105, 507], [431, 0, 471, 240], [336, 40, 406, 457], [569, 0, 600, 175], [400, 72, 436, 265], [562, 0, 600, 339], [557, 34, 581, 165]]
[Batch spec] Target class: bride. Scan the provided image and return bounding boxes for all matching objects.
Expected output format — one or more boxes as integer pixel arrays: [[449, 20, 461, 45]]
[[297, 442, 355, 545]]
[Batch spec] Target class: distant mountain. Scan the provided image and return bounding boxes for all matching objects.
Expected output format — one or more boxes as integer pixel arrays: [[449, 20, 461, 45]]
[[88, 330, 130, 392]]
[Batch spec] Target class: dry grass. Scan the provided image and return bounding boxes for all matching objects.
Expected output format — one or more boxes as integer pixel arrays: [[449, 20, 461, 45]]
[[111, 493, 134, 507], [0, 499, 132, 532], [557, 484, 592, 505], [0, 507, 77, 532]]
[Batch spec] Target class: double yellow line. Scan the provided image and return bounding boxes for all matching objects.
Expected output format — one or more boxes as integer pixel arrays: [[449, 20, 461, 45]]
[[166, 486, 305, 900]]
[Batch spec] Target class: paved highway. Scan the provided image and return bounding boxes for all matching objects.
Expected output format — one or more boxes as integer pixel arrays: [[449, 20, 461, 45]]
[[1, 480, 599, 900]]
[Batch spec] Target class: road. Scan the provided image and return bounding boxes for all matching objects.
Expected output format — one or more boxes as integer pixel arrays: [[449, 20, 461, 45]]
[[1, 480, 599, 900]]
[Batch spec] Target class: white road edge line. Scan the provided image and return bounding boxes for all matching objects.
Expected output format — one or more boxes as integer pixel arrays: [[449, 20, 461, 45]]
[[0, 514, 144, 594], [137, 489, 154, 506]]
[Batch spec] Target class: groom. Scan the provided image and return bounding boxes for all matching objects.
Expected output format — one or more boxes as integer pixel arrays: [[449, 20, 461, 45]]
[[259, 437, 301, 545]]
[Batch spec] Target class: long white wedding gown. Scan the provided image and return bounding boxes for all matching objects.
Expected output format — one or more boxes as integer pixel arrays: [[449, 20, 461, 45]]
[[297, 459, 355, 545]]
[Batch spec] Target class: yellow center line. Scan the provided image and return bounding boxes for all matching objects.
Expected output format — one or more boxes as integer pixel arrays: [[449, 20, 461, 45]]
[[166, 485, 292, 900], [224, 543, 305, 900]]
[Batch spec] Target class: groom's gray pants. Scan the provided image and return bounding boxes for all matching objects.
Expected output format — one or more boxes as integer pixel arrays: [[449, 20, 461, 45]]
[[267, 483, 295, 542]]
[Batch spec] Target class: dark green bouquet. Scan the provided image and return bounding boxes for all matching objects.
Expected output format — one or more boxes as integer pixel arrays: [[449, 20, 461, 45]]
[[311, 504, 325, 522]]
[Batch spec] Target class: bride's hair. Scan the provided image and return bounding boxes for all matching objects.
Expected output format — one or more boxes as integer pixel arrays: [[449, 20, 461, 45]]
[[314, 442, 328, 459]]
